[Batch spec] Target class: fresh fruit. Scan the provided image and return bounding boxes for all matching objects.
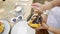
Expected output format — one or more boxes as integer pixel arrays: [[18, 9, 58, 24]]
[[0, 22, 4, 33], [28, 21, 41, 29]]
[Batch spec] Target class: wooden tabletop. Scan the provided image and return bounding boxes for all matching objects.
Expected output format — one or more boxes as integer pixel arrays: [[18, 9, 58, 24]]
[[0, 0, 33, 27]]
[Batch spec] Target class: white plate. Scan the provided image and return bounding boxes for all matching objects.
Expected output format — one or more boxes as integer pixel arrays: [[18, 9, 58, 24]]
[[11, 21, 35, 34], [0, 20, 10, 34], [11, 21, 27, 34]]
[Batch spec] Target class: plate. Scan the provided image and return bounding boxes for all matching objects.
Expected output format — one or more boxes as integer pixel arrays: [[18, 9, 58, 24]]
[[0, 20, 10, 34], [11, 21, 27, 34], [11, 21, 35, 34]]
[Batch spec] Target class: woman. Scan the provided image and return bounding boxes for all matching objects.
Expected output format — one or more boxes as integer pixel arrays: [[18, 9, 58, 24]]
[[32, 0, 60, 34]]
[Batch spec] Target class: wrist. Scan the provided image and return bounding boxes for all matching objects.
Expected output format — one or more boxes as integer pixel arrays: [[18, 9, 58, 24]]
[[47, 24, 49, 30], [42, 23, 49, 30], [41, 1, 54, 11]]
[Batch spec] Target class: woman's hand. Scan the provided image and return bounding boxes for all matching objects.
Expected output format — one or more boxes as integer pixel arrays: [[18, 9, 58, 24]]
[[36, 14, 49, 30], [32, 2, 43, 13]]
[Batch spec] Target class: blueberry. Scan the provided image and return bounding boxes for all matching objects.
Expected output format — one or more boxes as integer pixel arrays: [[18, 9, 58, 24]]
[[12, 19, 16, 22], [18, 16, 22, 20]]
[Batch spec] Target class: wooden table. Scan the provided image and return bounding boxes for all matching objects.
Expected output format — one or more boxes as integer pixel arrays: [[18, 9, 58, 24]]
[[0, 0, 33, 27]]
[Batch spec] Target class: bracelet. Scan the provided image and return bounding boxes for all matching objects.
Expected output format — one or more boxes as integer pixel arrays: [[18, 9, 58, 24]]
[[43, 10, 49, 15]]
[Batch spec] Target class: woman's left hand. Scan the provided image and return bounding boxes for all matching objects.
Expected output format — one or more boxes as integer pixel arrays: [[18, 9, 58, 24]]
[[36, 14, 49, 30]]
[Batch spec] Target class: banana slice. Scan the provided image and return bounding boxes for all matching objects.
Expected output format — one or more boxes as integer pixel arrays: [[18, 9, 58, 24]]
[[0, 22, 4, 33], [28, 21, 41, 28]]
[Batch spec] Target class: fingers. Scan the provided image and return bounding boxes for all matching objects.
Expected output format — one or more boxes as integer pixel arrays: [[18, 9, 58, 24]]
[[31, 2, 42, 7], [31, 16, 36, 21], [36, 23, 49, 30], [31, 2, 43, 13], [42, 23, 49, 29], [32, 5, 41, 11], [31, 13, 38, 21]]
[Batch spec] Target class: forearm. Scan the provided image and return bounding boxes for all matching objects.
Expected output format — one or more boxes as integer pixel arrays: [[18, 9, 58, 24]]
[[41, 0, 60, 11], [48, 26, 60, 34]]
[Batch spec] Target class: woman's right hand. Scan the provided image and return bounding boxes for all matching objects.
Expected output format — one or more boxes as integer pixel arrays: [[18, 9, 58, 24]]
[[31, 2, 43, 13]]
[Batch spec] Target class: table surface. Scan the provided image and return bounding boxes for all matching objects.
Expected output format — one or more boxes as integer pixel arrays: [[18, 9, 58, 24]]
[[0, 0, 33, 27]]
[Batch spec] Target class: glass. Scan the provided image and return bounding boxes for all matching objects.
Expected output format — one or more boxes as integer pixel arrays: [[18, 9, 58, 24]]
[[28, 13, 42, 29]]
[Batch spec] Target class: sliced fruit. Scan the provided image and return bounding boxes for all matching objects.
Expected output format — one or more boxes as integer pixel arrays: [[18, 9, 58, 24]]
[[0, 22, 4, 33]]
